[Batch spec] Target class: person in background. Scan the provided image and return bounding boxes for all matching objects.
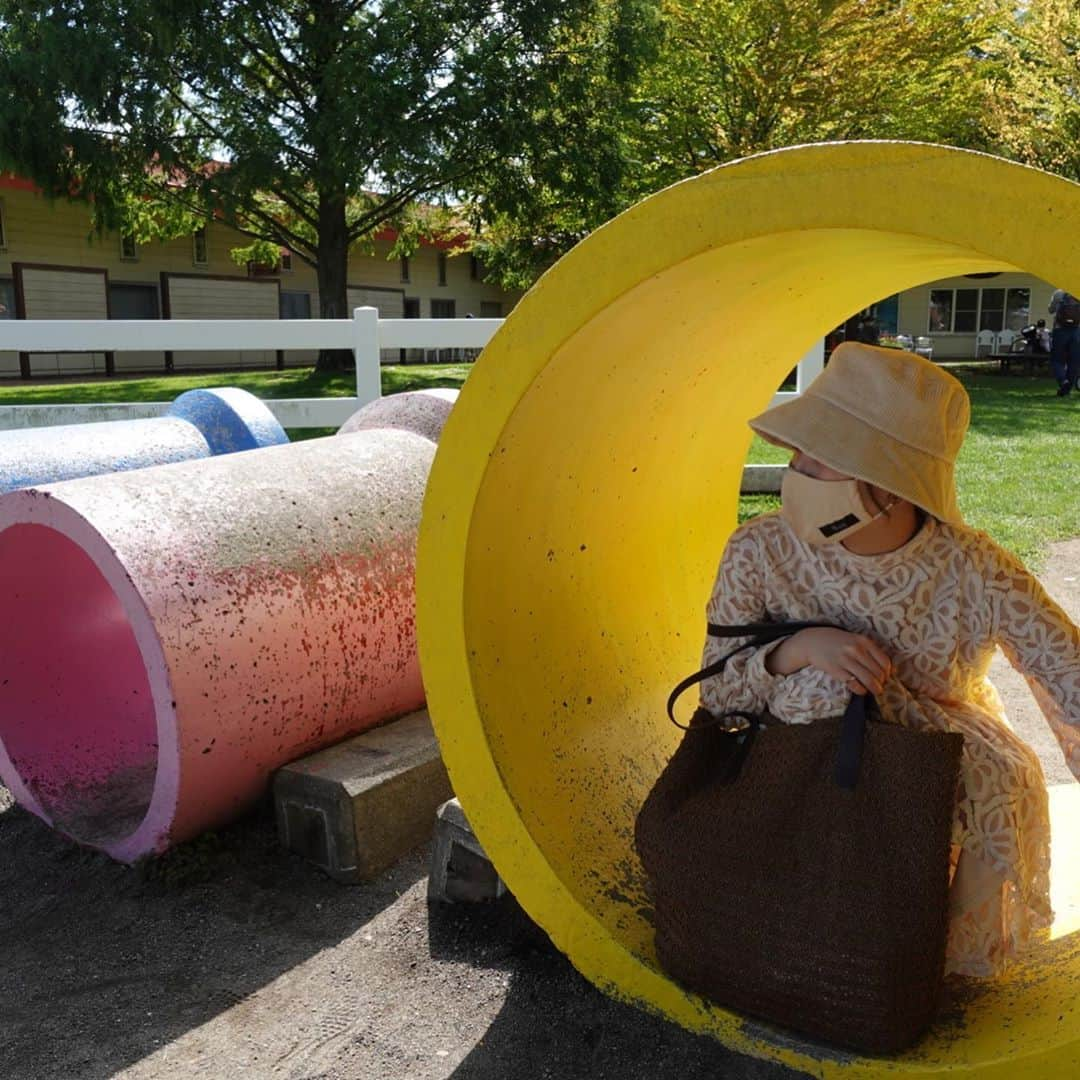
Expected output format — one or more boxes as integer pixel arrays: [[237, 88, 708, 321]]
[[1020, 318, 1051, 356], [1048, 289, 1080, 396]]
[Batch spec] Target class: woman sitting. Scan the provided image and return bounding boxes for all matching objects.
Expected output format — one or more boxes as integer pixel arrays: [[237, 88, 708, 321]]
[[702, 342, 1080, 977]]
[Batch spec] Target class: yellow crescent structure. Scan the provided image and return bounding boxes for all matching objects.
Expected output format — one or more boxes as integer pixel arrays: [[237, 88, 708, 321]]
[[416, 142, 1080, 1078]]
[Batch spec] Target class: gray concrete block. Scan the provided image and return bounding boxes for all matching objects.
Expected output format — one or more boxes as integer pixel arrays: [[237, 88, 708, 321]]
[[274, 709, 452, 883], [428, 797, 506, 903], [741, 463, 784, 494]]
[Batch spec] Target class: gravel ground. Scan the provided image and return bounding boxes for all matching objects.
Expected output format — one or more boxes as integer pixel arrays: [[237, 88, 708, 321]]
[[1, 539, 1077, 1080]]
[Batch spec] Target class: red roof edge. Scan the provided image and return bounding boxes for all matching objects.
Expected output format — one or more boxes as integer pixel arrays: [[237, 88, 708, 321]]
[[1, 172, 40, 193], [375, 227, 471, 251], [1, 171, 474, 247]]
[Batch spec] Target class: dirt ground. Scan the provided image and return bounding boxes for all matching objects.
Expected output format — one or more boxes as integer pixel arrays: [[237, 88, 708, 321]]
[[2, 540, 1078, 1080]]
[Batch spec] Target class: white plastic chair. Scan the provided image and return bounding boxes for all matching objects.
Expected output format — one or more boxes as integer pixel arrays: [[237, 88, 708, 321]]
[[976, 329, 996, 357], [914, 335, 934, 361], [995, 329, 1017, 353]]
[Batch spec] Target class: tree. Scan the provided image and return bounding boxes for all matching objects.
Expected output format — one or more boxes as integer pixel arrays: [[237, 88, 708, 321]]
[[631, 0, 1012, 192], [982, 0, 1080, 182], [472, 0, 1018, 287], [0, 0, 657, 367], [465, 0, 663, 290]]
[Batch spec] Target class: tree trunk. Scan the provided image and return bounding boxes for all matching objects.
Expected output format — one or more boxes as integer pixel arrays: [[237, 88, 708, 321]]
[[314, 191, 353, 372]]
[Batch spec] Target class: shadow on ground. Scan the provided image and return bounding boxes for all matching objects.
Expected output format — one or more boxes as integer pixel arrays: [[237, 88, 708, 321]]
[[0, 790, 423, 1079], [427, 898, 811, 1080]]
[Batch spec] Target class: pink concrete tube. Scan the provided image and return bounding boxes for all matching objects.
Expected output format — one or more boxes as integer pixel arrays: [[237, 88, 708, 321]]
[[337, 388, 458, 443], [0, 428, 434, 861]]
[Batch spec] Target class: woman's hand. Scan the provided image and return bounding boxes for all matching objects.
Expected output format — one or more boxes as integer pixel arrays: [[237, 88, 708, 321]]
[[764, 627, 892, 696]]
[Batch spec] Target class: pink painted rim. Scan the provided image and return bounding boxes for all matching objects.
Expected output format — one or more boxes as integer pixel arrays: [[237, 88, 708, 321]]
[[0, 490, 179, 861]]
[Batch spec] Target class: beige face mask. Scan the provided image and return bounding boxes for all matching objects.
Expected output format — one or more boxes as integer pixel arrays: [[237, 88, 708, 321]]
[[780, 468, 893, 546]]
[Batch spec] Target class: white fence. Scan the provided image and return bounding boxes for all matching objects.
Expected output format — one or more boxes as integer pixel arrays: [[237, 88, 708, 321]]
[[0, 310, 823, 431], [0, 307, 504, 430]]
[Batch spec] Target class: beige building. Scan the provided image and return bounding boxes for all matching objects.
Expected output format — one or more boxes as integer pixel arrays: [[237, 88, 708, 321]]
[[0, 173, 521, 377], [853, 272, 1058, 359], [5, 171, 1058, 377], [895, 273, 1056, 358]]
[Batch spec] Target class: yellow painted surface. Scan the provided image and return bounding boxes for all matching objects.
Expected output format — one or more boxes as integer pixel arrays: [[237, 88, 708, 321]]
[[416, 142, 1080, 1078]]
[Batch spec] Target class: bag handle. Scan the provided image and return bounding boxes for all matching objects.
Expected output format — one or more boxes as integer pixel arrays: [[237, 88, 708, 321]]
[[667, 620, 869, 790], [665, 621, 833, 730]]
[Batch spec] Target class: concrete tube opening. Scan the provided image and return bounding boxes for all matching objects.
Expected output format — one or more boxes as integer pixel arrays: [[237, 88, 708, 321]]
[[0, 523, 158, 847], [0, 427, 434, 863], [418, 143, 1080, 1075]]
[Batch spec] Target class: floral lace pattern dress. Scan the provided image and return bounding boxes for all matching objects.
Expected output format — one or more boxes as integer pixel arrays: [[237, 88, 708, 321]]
[[701, 512, 1080, 977]]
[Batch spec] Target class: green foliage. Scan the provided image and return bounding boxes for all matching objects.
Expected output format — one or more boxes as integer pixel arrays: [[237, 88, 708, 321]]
[[982, 0, 1080, 181], [0, 0, 653, 321], [474, 0, 1025, 285], [464, 0, 664, 288], [634, 0, 1010, 190]]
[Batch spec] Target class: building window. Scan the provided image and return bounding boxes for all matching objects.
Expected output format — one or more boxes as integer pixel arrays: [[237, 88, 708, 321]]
[[1005, 288, 1031, 331], [928, 290, 953, 333], [979, 289, 1006, 332], [280, 250, 293, 273], [928, 286, 1030, 333], [0, 200, 8, 251], [431, 298, 456, 318], [192, 226, 208, 266], [400, 255, 411, 283], [0, 277, 13, 319], [120, 234, 138, 261], [479, 300, 502, 318], [953, 289, 978, 333], [279, 290, 312, 319], [109, 282, 159, 319], [437, 251, 448, 287]]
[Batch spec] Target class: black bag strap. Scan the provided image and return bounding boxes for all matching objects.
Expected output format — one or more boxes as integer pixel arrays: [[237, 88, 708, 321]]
[[666, 621, 833, 730], [667, 620, 871, 789], [833, 692, 869, 790]]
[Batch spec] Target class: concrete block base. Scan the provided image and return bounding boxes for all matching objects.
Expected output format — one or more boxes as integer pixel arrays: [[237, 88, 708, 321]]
[[274, 710, 451, 883], [740, 463, 784, 494], [428, 797, 506, 903]]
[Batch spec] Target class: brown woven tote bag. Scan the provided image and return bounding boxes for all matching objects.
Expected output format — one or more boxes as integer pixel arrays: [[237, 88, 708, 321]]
[[635, 621, 965, 1055]]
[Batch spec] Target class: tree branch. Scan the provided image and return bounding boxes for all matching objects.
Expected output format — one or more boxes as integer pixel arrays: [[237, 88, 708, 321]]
[[265, 184, 320, 230], [233, 27, 315, 124]]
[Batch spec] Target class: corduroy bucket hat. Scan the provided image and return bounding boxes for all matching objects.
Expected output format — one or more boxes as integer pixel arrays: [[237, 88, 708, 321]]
[[749, 342, 970, 524]]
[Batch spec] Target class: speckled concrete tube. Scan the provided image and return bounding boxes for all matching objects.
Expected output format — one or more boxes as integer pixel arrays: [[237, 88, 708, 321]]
[[0, 428, 433, 861], [0, 387, 288, 494], [337, 388, 458, 443]]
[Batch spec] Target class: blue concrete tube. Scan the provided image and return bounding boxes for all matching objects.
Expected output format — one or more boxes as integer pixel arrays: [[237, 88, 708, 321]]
[[0, 388, 288, 494]]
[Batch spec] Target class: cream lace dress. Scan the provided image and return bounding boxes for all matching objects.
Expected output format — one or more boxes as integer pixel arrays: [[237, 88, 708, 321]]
[[701, 512, 1080, 977]]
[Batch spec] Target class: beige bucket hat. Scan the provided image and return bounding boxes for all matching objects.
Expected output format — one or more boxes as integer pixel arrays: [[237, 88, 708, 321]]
[[749, 341, 970, 524]]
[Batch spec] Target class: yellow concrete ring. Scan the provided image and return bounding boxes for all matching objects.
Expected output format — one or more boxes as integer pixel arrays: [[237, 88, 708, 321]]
[[417, 142, 1080, 1077]]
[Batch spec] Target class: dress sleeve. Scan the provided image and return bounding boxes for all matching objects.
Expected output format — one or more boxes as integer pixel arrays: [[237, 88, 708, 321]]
[[698, 522, 849, 724], [697, 524, 779, 719], [990, 543, 1080, 780]]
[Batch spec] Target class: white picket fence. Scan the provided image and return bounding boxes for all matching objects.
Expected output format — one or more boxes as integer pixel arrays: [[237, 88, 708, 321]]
[[0, 309, 823, 431], [0, 307, 504, 430]]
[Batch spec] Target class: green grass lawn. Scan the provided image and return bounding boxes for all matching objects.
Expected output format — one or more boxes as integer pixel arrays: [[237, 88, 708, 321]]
[[0, 364, 1073, 567], [0, 363, 473, 405]]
